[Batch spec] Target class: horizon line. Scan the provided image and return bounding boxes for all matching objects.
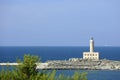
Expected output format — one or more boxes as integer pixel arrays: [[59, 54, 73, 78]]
[[0, 45, 120, 47]]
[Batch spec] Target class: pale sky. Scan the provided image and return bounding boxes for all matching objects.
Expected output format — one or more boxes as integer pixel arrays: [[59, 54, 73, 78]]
[[0, 0, 120, 46]]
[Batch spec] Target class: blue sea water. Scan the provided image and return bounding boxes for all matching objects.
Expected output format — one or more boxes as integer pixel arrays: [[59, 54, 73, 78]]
[[0, 46, 120, 62], [0, 46, 120, 80]]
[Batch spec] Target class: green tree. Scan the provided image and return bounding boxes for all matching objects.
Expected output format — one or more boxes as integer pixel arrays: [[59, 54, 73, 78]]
[[15, 54, 40, 80], [0, 54, 88, 80]]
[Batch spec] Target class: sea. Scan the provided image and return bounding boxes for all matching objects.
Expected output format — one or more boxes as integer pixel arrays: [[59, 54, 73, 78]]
[[0, 46, 120, 80]]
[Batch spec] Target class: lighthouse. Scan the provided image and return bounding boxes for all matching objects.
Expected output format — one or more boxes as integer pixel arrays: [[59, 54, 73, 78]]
[[90, 37, 94, 52], [83, 37, 99, 60]]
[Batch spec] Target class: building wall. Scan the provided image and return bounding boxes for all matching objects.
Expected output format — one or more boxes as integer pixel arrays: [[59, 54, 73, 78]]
[[83, 52, 99, 60]]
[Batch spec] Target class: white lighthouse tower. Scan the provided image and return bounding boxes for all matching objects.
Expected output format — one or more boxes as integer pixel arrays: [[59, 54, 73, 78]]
[[90, 37, 94, 52], [83, 37, 99, 60]]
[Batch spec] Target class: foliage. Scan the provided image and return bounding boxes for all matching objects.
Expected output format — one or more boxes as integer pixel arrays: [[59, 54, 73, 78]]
[[72, 71, 87, 80], [15, 54, 40, 80], [0, 54, 87, 80]]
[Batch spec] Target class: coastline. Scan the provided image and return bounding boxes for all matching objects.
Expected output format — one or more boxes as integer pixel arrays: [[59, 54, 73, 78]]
[[37, 59, 120, 70], [1, 59, 120, 70]]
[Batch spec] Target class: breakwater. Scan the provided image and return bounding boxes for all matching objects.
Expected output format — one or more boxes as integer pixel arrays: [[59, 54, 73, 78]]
[[1, 58, 120, 70], [37, 58, 120, 70]]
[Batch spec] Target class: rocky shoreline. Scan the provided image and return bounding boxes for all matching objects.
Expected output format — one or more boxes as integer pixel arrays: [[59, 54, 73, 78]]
[[0, 58, 120, 70], [37, 58, 120, 70]]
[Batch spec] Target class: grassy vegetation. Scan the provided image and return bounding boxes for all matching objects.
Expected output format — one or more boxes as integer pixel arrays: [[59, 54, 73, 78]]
[[0, 54, 87, 80]]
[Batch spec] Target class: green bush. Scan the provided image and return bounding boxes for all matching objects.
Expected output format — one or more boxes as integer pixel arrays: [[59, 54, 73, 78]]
[[0, 54, 87, 80]]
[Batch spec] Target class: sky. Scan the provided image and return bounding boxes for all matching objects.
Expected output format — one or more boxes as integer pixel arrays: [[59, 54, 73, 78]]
[[0, 0, 120, 46]]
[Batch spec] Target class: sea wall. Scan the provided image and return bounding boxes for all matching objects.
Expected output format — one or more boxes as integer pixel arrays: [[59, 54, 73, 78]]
[[37, 59, 120, 70], [0, 59, 120, 70]]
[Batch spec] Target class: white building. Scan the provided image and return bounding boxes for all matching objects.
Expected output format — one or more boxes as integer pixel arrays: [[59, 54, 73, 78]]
[[83, 37, 99, 60]]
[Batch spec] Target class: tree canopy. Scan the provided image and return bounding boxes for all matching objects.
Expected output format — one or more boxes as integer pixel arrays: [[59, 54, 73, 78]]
[[0, 54, 87, 80]]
